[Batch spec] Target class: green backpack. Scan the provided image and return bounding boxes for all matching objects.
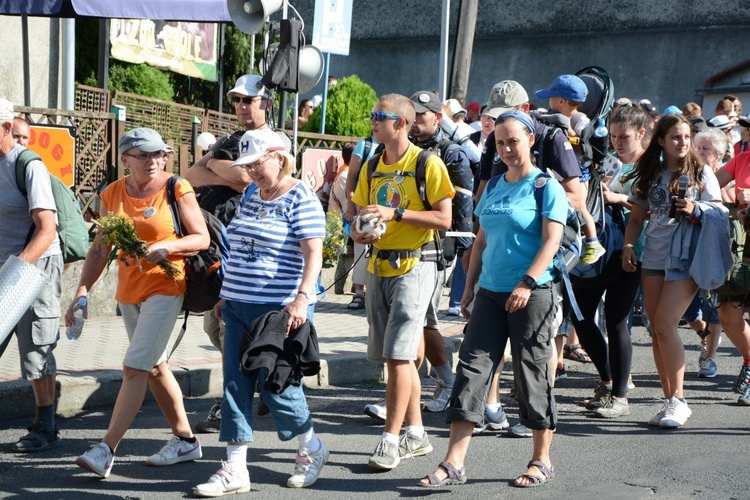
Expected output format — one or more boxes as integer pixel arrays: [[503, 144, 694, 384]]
[[15, 149, 89, 263], [714, 217, 750, 298]]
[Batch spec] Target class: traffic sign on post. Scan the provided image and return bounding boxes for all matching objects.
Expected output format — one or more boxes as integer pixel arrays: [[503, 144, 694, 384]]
[[312, 0, 352, 56]]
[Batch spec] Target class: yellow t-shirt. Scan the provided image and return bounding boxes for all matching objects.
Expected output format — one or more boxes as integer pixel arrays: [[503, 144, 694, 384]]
[[352, 143, 455, 277], [100, 176, 191, 303]]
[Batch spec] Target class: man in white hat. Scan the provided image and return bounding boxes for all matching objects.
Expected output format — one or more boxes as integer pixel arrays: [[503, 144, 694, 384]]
[[185, 74, 287, 433], [0, 98, 64, 453]]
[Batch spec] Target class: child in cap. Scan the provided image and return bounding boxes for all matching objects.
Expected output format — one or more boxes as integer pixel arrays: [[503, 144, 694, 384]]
[[536, 74, 605, 265]]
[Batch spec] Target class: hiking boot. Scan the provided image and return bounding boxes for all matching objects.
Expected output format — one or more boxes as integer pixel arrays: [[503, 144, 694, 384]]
[[12, 424, 60, 453], [287, 442, 329, 488], [473, 407, 510, 434], [648, 399, 669, 426], [733, 364, 750, 394], [698, 358, 718, 378], [398, 432, 433, 458], [195, 400, 222, 434], [580, 241, 606, 265], [363, 399, 387, 421], [594, 396, 630, 418], [422, 382, 451, 413], [738, 386, 750, 406], [76, 442, 114, 478], [368, 439, 400, 470], [584, 382, 612, 410], [660, 396, 692, 428], [508, 423, 532, 438], [194, 461, 251, 497], [146, 436, 202, 466], [698, 341, 708, 365]]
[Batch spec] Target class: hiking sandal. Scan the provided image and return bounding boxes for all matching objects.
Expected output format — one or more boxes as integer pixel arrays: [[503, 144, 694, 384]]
[[418, 461, 467, 487], [563, 343, 591, 363], [513, 460, 554, 488]]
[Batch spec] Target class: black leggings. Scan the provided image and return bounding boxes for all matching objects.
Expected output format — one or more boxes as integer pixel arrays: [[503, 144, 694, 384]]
[[571, 252, 641, 398]]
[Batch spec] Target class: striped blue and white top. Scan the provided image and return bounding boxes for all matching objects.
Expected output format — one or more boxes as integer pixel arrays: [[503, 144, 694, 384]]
[[221, 181, 325, 305]]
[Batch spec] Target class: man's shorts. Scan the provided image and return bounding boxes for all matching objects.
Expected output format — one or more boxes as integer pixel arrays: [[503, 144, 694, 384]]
[[366, 261, 436, 363], [14, 254, 63, 380], [120, 294, 184, 371]]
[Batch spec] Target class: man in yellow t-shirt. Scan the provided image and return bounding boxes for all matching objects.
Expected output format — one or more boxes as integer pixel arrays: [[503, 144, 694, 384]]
[[352, 94, 454, 471]]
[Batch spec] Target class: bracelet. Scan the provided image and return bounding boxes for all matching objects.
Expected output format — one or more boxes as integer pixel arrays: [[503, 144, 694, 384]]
[[623, 243, 634, 249]]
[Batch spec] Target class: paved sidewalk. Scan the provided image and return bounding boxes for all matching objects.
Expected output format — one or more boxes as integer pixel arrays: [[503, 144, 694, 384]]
[[0, 291, 466, 421]]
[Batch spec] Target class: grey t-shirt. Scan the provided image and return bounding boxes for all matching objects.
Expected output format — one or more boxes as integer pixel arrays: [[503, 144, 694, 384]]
[[0, 144, 60, 265], [629, 167, 721, 270]]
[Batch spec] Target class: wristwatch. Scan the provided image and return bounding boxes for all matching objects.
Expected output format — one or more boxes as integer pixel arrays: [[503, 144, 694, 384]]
[[394, 207, 405, 222], [297, 290, 313, 300], [519, 274, 537, 289]]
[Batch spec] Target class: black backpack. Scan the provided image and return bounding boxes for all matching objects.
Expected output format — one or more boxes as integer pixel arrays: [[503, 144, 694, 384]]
[[166, 176, 230, 314]]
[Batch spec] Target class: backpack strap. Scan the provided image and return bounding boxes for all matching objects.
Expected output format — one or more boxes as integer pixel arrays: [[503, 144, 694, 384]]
[[361, 137, 373, 161], [166, 176, 183, 237], [15, 149, 42, 196], [239, 182, 258, 212]]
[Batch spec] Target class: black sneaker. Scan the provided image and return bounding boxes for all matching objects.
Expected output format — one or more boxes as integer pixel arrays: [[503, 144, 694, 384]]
[[584, 382, 612, 410], [12, 424, 60, 453], [195, 400, 221, 434], [734, 364, 750, 394]]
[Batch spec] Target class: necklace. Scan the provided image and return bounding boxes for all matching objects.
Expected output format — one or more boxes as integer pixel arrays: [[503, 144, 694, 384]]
[[256, 179, 285, 220]]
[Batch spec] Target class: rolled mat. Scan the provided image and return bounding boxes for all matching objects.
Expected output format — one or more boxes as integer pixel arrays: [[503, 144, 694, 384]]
[[0, 255, 49, 346]]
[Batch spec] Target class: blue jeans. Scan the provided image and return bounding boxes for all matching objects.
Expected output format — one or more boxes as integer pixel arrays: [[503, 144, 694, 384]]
[[449, 253, 466, 308], [219, 300, 314, 443]]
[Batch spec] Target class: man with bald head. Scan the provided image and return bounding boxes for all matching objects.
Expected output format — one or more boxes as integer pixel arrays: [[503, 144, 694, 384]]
[[12, 117, 30, 147]]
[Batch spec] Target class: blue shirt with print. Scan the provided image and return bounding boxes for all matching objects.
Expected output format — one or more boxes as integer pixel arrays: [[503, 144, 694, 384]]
[[476, 169, 568, 293]]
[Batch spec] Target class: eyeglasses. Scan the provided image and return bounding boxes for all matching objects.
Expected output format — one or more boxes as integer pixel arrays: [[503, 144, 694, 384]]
[[242, 155, 275, 173], [232, 95, 261, 105], [370, 111, 401, 122], [123, 151, 168, 162]]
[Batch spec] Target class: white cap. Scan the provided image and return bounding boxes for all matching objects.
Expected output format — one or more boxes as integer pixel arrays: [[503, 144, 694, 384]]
[[443, 98, 466, 117], [227, 74, 272, 99], [0, 98, 14, 126], [230, 130, 286, 167]]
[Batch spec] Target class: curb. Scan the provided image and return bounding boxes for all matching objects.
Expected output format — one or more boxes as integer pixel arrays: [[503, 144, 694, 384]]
[[0, 337, 463, 423]]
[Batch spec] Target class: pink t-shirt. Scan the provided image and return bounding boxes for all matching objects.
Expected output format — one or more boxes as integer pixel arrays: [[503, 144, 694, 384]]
[[720, 151, 750, 205]]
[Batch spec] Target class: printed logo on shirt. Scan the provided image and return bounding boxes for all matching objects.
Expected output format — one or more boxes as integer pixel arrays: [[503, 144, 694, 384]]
[[373, 179, 404, 208], [649, 186, 669, 215], [481, 195, 512, 215]]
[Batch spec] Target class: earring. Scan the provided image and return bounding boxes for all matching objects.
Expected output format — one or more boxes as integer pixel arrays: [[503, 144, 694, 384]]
[[659, 149, 663, 164]]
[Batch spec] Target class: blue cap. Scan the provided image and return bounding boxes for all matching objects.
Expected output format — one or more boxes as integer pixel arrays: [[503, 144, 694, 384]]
[[535, 75, 588, 102], [496, 110, 535, 134], [664, 105, 682, 115]]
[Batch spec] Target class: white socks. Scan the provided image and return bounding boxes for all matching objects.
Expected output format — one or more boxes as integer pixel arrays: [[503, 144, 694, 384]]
[[226, 444, 248, 470], [296, 427, 321, 452]]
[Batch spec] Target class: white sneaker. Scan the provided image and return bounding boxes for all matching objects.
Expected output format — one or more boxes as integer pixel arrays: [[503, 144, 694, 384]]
[[363, 399, 387, 421], [447, 307, 461, 316], [660, 396, 692, 428], [194, 461, 251, 497], [146, 436, 202, 466], [648, 399, 669, 426], [287, 442, 329, 488], [422, 382, 452, 412], [76, 442, 114, 478]]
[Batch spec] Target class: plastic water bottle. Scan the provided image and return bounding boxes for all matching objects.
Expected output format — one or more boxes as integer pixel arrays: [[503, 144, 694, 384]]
[[66, 297, 87, 340], [594, 118, 608, 138]]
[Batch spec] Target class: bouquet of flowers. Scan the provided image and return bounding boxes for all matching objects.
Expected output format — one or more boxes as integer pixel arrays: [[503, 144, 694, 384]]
[[94, 214, 179, 279], [322, 210, 348, 269]]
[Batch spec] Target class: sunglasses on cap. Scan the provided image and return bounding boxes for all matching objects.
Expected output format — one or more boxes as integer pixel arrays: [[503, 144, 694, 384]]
[[370, 111, 401, 122], [232, 95, 261, 105]]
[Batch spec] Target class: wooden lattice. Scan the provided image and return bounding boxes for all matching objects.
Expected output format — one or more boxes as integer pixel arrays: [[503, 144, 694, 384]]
[[75, 85, 110, 114]]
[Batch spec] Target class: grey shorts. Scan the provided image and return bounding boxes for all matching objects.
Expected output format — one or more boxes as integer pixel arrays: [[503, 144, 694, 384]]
[[366, 260, 436, 362], [424, 270, 444, 330], [13, 254, 63, 380], [203, 310, 224, 353], [447, 284, 558, 431], [120, 294, 184, 371]]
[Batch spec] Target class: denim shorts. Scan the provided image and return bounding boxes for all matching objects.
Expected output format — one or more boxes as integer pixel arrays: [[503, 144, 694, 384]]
[[683, 292, 719, 325], [219, 300, 314, 443]]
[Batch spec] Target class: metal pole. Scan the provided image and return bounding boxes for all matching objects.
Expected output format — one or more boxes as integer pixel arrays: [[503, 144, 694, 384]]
[[61, 18, 75, 110], [438, 0, 450, 99], [97, 19, 110, 89], [277, 0, 289, 131], [320, 53, 330, 134], [21, 16, 31, 106]]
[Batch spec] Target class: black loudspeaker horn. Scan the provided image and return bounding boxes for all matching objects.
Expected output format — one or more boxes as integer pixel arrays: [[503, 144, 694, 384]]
[[227, 0, 283, 34]]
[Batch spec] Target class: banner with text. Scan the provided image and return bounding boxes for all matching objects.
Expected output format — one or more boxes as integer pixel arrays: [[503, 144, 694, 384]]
[[110, 19, 218, 81]]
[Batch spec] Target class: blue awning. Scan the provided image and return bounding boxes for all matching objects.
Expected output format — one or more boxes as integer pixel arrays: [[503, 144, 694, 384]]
[[0, 0, 231, 21]]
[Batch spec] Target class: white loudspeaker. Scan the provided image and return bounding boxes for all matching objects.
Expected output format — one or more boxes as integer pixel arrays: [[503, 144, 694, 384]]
[[296, 45, 325, 94], [227, 0, 283, 34], [196, 132, 217, 151]]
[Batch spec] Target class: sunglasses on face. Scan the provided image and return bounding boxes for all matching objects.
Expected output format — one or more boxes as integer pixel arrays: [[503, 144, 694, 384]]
[[370, 111, 401, 122], [124, 151, 168, 163], [232, 95, 260, 105]]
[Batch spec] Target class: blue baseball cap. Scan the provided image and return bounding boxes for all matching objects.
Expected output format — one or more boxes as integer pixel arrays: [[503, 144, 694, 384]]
[[535, 75, 588, 102], [663, 105, 682, 115]]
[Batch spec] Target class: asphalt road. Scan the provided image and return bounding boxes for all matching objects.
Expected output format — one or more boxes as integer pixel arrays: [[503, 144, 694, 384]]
[[1, 327, 749, 499]]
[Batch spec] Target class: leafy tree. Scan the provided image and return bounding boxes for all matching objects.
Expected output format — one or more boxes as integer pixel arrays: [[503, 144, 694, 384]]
[[303, 75, 377, 137], [108, 63, 174, 101]]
